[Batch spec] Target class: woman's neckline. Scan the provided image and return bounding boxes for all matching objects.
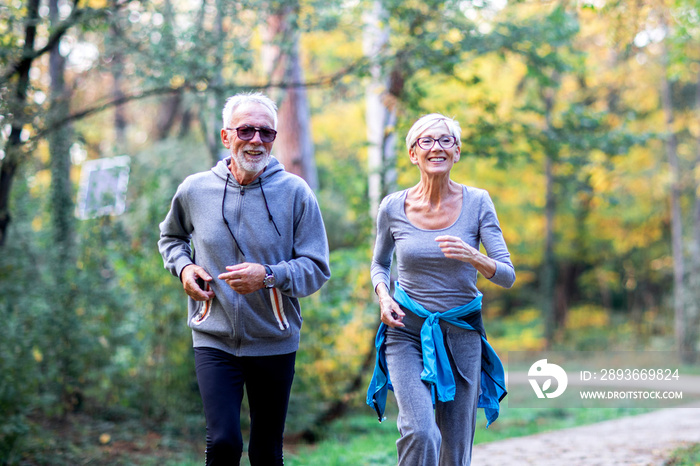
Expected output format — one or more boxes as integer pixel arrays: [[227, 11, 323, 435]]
[[401, 185, 465, 232]]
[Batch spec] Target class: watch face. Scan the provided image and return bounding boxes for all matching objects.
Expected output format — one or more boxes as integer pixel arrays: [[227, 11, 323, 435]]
[[263, 265, 274, 288]]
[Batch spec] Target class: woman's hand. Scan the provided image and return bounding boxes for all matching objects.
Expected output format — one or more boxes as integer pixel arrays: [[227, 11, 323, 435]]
[[376, 283, 405, 328], [435, 235, 479, 261], [435, 235, 496, 279]]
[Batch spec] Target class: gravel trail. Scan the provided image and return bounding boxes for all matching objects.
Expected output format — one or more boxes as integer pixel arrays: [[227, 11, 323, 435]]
[[471, 375, 700, 466]]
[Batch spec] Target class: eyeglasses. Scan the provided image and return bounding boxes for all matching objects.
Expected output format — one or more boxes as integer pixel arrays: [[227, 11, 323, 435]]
[[227, 125, 278, 143], [413, 136, 457, 151]]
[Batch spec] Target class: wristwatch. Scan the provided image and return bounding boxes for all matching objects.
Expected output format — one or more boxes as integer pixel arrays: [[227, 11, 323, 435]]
[[263, 265, 275, 289]]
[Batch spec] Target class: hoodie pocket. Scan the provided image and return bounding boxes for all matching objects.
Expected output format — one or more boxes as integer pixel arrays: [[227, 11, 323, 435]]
[[268, 288, 289, 330], [191, 298, 212, 326], [190, 282, 213, 326], [242, 289, 292, 339]]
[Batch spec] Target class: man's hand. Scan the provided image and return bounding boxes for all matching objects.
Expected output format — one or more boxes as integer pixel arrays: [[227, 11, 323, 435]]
[[181, 264, 215, 301], [218, 263, 266, 295]]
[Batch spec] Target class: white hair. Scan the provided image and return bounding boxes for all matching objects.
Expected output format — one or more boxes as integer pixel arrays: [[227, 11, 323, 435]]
[[405, 113, 462, 151], [221, 92, 278, 129]]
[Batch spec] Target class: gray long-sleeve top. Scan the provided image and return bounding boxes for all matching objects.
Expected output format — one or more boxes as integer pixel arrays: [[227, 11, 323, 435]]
[[370, 185, 515, 312]]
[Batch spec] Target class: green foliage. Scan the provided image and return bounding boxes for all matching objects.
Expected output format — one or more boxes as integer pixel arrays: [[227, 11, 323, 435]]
[[290, 246, 377, 430]]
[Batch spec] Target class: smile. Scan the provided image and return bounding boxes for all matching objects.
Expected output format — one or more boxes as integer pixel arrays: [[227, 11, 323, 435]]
[[428, 157, 446, 162]]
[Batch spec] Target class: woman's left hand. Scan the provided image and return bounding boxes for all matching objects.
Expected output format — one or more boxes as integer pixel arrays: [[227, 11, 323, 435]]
[[435, 235, 497, 279], [435, 235, 478, 262]]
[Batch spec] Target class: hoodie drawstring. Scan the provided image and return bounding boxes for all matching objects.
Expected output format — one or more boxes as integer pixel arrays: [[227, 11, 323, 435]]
[[259, 177, 281, 237], [222, 173, 246, 257], [222, 172, 281, 257]]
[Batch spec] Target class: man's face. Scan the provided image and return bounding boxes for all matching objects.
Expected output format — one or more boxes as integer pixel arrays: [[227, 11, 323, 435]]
[[222, 103, 275, 178]]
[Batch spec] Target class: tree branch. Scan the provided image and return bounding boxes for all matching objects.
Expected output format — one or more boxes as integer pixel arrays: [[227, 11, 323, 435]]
[[1, 2, 131, 83], [29, 56, 369, 143]]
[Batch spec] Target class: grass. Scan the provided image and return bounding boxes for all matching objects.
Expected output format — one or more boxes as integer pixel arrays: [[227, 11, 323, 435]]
[[665, 443, 700, 465], [282, 399, 652, 466]]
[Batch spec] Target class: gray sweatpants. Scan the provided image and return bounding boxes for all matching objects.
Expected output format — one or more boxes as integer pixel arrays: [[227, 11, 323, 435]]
[[385, 310, 482, 466]]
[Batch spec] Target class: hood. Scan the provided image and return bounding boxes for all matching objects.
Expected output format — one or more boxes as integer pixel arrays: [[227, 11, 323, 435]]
[[211, 156, 284, 187]]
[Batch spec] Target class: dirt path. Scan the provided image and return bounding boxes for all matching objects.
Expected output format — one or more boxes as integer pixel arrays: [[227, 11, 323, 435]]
[[472, 401, 700, 465], [472, 373, 700, 465]]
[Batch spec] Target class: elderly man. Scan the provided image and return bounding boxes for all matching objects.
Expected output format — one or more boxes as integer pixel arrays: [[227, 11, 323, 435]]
[[158, 92, 330, 465]]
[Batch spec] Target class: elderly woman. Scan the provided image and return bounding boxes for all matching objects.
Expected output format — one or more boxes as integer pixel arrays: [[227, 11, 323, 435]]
[[366, 113, 515, 465]]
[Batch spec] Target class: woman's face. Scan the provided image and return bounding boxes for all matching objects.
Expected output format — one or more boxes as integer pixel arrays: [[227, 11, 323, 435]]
[[408, 122, 460, 177]]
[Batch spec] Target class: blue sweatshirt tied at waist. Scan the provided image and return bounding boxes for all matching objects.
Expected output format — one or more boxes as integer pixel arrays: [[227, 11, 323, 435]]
[[366, 282, 507, 427]]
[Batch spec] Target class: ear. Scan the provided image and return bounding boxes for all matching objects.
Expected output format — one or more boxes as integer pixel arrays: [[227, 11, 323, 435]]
[[408, 147, 419, 165], [454, 146, 461, 163], [221, 129, 231, 148]]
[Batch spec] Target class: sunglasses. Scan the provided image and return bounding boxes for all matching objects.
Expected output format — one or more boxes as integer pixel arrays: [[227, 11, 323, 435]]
[[227, 125, 278, 143]]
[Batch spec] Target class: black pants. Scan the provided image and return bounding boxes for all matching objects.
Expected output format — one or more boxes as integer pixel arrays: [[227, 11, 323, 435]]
[[194, 347, 296, 465]]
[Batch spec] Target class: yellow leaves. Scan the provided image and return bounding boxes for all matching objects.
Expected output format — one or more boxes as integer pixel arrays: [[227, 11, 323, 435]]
[[589, 163, 612, 193], [516, 308, 540, 324], [85, 0, 108, 8], [446, 28, 462, 44], [32, 347, 43, 363], [690, 119, 700, 139], [567, 305, 609, 329], [490, 309, 546, 352], [29, 169, 51, 197], [335, 318, 368, 357], [32, 216, 43, 232], [169, 75, 185, 88]]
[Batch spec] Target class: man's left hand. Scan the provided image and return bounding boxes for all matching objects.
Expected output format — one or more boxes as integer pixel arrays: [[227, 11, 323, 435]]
[[218, 263, 267, 294]]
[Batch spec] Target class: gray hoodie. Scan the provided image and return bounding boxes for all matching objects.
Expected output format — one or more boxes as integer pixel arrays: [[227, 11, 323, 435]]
[[158, 156, 331, 357]]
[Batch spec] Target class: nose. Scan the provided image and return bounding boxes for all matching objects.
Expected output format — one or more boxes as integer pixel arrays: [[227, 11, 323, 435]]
[[250, 130, 263, 144]]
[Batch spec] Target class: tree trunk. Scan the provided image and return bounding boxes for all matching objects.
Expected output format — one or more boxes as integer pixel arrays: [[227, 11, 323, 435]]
[[110, 23, 127, 154], [0, 0, 40, 247], [154, 0, 182, 141], [198, 0, 225, 165], [660, 41, 687, 359], [364, 0, 396, 225], [542, 151, 556, 346], [686, 63, 700, 363], [541, 82, 559, 348], [263, 0, 318, 189], [49, 0, 80, 414]]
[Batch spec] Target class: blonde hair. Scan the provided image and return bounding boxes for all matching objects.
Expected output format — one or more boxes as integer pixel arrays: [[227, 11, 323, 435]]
[[405, 113, 462, 151], [222, 92, 278, 129]]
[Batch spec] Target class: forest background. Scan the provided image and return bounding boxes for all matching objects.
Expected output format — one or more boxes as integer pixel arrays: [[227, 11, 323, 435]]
[[2, 0, 700, 464]]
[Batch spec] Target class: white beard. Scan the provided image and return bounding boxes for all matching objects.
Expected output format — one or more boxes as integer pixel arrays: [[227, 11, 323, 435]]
[[231, 146, 270, 174]]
